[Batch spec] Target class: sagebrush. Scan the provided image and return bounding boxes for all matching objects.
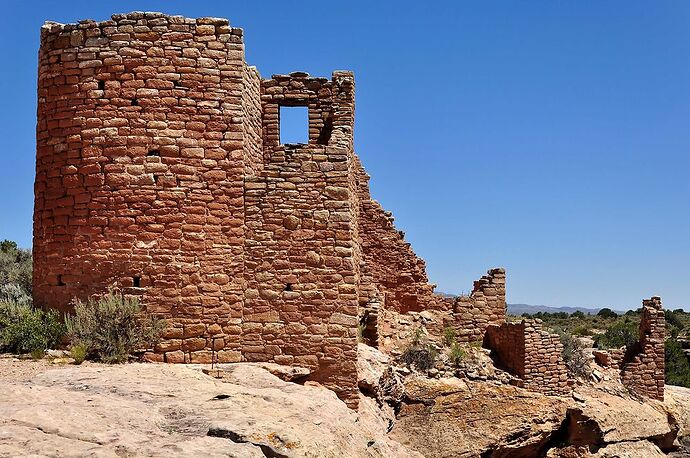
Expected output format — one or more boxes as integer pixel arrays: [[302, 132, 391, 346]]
[[65, 292, 165, 363], [557, 330, 590, 379], [0, 300, 65, 354], [401, 345, 438, 371]]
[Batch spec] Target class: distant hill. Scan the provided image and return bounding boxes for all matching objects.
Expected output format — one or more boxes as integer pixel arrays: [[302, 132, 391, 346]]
[[507, 303, 602, 316], [436, 295, 605, 316]]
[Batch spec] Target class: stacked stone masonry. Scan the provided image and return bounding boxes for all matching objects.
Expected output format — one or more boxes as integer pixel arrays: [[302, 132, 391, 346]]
[[450, 268, 507, 342], [485, 319, 570, 396], [621, 297, 665, 401], [35, 12, 361, 407], [591, 297, 666, 401], [33, 11, 580, 407]]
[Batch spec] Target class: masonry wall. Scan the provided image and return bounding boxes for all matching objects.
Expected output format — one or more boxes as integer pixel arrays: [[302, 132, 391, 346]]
[[355, 161, 440, 314], [242, 147, 359, 407], [485, 319, 570, 396], [242, 63, 263, 175], [621, 296, 665, 401], [35, 13, 362, 407], [244, 72, 359, 406], [451, 268, 506, 342], [35, 14, 248, 365]]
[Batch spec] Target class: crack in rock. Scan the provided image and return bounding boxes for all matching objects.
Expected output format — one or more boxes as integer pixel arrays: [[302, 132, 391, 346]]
[[207, 427, 289, 458]]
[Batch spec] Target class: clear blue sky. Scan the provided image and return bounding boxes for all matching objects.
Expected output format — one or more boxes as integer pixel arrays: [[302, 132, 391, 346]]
[[2, 1, 689, 311]]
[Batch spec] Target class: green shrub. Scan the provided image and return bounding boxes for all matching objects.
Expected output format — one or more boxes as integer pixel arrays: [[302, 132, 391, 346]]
[[0, 283, 31, 305], [557, 330, 590, 378], [573, 325, 592, 336], [665, 339, 690, 388], [70, 342, 88, 365], [442, 327, 456, 347], [597, 308, 619, 319], [0, 301, 65, 354], [410, 326, 425, 346], [448, 343, 466, 367], [593, 317, 639, 350], [65, 292, 165, 363], [357, 323, 365, 342], [0, 240, 32, 297]]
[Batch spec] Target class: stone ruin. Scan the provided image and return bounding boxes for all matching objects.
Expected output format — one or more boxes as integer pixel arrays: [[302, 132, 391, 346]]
[[33, 12, 665, 408], [594, 297, 666, 401], [485, 319, 570, 395]]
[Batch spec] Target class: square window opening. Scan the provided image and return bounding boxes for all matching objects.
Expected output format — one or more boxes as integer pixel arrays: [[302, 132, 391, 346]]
[[280, 106, 309, 145]]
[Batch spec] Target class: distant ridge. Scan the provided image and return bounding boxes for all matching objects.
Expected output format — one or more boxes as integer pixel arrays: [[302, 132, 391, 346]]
[[507, 303, 602, 316]]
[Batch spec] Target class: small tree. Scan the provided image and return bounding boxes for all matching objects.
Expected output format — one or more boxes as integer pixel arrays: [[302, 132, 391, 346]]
[[665, 339, 690, 388], [597, 308, 619, 319], [593, 317, 639, 350]]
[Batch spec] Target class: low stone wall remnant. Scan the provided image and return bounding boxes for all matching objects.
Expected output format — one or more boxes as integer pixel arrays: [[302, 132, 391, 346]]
[[485, 319, 570, 396]]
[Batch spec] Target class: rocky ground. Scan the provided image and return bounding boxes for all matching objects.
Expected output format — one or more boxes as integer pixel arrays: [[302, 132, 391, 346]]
[[0, 346, 689, 457], [0, 358, 417, 457]]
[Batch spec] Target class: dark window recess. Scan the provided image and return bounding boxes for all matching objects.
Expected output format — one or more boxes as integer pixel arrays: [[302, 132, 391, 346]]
[[97, 80, 105, 90], [279, 106, 309, 144], [133, 276, 141, 288], [317, 114, 333, 145], [131, 98, 139, 106], [153, 175, 159, 184], [57, 275, 65, 286], [147, 149, 160, 157], [173, 80, 182, 88], [284, 283, 293, 292]]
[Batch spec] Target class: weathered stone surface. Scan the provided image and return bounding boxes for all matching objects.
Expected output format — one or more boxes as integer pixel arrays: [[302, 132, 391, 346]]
[[592, 441, 665, 458], [0, 363, 418, 457], [565, 386, 673, 446], [220, 362, 310, 382], [389, 376, 569, 457], [386, 374, 687, 458], [356, 343, 390, 394]]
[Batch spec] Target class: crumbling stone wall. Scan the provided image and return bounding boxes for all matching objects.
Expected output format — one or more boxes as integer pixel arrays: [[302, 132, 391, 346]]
[[355, 159, 439, 313], [621, 297, 665, 401], [372, 268, 506, 352], [485, 319, 570, 396], [451, 268, 506, 342]]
